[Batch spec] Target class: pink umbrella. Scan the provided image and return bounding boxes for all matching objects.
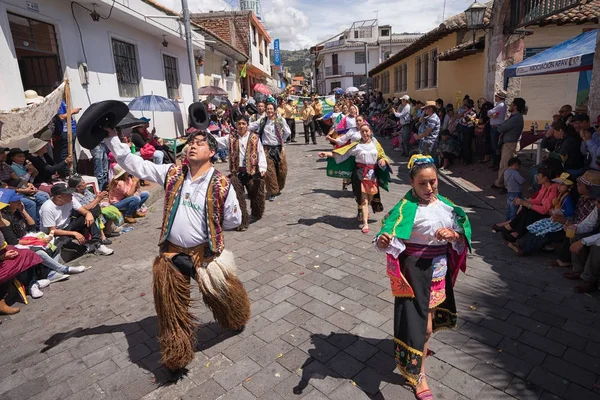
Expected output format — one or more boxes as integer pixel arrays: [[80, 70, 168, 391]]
[[253, 83, 271, 95]]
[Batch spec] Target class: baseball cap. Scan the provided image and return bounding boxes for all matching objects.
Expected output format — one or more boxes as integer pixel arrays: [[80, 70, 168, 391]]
[[400, 95, 410, 101], [51, 183, 75, 196]]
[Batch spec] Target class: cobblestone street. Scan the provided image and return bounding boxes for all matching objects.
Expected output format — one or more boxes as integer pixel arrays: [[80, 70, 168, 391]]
[[1, 136, 599, 400]]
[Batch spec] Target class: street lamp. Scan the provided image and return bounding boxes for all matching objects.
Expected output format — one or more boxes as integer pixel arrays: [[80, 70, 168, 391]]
[[465, 1, 487, 49], [347, 40, 370, 97]]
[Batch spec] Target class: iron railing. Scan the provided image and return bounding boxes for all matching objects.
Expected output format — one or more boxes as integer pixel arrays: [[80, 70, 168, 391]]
[[509, 0, 582, 28], [325, 65, 344, 77]]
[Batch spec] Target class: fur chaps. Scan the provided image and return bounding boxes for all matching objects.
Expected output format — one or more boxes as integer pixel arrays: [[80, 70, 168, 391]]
[[265, 148, 287, 196]]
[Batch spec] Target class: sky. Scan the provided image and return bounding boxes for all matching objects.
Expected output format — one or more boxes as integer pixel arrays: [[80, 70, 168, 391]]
[[156, 0, 477, 50]]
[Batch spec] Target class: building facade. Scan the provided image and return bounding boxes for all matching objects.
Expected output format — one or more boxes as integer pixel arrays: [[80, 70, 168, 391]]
[[311, 20, 420, 95], [191, 10, 271, 98], [0, 0, 208, 140], [369, 1, 599, 126]]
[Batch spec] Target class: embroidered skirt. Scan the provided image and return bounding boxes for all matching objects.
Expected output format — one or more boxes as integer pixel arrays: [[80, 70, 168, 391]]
[[391, 243, 457, 387]]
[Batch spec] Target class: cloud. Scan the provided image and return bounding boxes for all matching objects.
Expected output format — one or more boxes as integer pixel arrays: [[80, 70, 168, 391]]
[[261, 0, 313, 50]]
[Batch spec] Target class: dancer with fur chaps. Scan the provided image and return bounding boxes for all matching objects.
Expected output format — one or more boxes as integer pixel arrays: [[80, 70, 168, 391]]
[[103, 128, 251, 378], [216, 114, 267, 231], [249, 101, 291, 201]]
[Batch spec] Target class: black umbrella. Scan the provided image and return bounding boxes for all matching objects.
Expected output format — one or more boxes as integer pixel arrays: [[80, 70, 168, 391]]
[[211, 96, 232, 108], [117, 113, 145, 129]]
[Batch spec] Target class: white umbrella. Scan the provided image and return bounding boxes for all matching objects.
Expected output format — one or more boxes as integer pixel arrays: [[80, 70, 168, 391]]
[[345, 86, 359, 94]]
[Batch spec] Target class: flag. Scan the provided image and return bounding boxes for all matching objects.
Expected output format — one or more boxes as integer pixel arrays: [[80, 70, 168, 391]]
[[240, 64, 247, 78]]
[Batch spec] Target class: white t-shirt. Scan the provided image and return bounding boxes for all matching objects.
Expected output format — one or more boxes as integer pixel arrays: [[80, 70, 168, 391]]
[[40, 198, 82, 230]]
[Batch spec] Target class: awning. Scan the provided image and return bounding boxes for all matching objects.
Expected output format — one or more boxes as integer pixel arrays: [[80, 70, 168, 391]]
[[504, 29, 597, 79]]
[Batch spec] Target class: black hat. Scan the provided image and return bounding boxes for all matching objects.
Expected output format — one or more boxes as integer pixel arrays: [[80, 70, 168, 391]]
[[0, 147, 9, 153], [188, 102, 209, 130], [230, 108, 245, 125], [246, 103, 258, 115], [571, 114, 590, 122], [51, 183, 75, 196], [77, 100, 129, 150]]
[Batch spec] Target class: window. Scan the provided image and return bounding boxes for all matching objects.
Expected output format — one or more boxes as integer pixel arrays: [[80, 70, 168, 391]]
[[264, 39, 268, 54], [524, 47, 550, 59], [382, 71, 390, 94], [381, 29, 390, 37], [430, 49, 438, 87], [354, 31, 359, 39], [353, 75, 366, 87], [421, 53, 429, 90], [163, 55, 179, 99], [402, 63, 408, 91], [252, 26, 257, 46], [112, 38, 139, 97], [394, 66, 401, 93], [415, 56, 421, 90], [355, 51, 366, 64], [330, 81, 341, 92], [260, 52, 264, 65]]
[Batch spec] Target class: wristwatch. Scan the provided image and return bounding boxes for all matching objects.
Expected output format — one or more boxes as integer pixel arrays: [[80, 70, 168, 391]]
[[581, 238, 587, 246]]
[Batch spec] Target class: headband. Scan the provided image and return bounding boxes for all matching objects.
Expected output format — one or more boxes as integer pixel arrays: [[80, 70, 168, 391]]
[[407, 154, 435, 170]]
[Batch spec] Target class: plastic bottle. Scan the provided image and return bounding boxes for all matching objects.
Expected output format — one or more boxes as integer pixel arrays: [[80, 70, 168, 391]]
[[544, 122, 550, 131], [131, 143, 136, 154]]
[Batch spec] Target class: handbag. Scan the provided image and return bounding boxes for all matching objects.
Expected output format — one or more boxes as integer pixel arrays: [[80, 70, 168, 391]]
[[140, 143, 156, 160]]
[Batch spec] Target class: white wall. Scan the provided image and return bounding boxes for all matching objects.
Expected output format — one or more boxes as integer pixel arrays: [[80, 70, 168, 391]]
[[0, 0, 203, 144], [249, 20, 270, 76], [521, 24, 599, 123]]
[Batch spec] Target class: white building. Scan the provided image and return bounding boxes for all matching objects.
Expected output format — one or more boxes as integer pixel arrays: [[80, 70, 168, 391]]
[[0, 0, 208, 142], [312, 20, 421, 95]]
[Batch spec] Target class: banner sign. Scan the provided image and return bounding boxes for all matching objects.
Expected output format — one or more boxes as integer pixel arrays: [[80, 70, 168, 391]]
[[515, 56, 582, 76], [289, 95, 336, 117], [274, 39, 281, 66]]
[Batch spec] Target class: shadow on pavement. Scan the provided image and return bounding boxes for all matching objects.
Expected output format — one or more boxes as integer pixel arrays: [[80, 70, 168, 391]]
[[295, 215, 364, 230], [294, 333, 405, 399], [305, 188, 356, 199]]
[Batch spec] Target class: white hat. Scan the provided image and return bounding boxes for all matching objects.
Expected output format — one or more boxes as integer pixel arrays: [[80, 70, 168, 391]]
[[28, 138, 47, 154], [112, 164, 127, 180], [24, 90, 44, 105], [400, 95, 410, 101]]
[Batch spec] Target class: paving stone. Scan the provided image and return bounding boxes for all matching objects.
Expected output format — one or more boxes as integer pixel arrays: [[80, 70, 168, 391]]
[[480, 316, 523, 339], [563, 383, 600, 400], [507, 313, 551, 336], [281, 327, 313, 347], [262, 302, 298, 322], [301, 316, 339, 336], [298, 336, 340, 363], [66, 359, 120, 393], [256, 319, 295, 343], [469, 363, 514, 391], [497, 337, 547, 365], [460, 338, 499, 363], [303, 286, 344, 306], [343, 338, 379, 363], [354, 308, 388, 327], [518, 331, 566, 357], [213, 357, 262, 391], [187, 353, 234, 385], [181, 378, 226, 400], [526, 366, 568, 397], [294, 360, 343, 395], [323, 268, 349, 281], [270, 275, 300, 290], [338, 287, 368, 301], [327, 381, 370, 400], [324, 351, 365, 379], [541, 355, 597, 388], [475, 384, 518, 400], [266, 287, 300, 304], [426, 356, 453, 381], [440, 367, 486, 399], [64, 383, 107, 400], [356, 294, 390, 313], [286, 292, 313, 307], [244, 362, 291, 397], [284, 308, 316, 326], [273, 372, 315, 399], [300, 299, 338, 319], [434, 345, 479, 373], [327, 311, 362, 331], [222, 335, 267, 362], [545, 326, 588, 351], [434, 330, 470, 349], [22, 349, 74, 379], [562, 347, 600, 374], [492, 352, 534, 380], [349, 323, 387, 345], [459, 321, 504, 347]]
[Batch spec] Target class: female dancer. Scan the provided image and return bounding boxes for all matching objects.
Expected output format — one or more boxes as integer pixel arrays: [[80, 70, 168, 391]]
[[319, 124, 390, 233], [375, 154, 471, 399]]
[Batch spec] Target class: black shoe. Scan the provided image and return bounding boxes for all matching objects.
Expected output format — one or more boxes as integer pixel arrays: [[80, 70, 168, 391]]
[[305, 142, 309, 144], [233, 325, 246, 334], [503, 230, 518, 243], [291, 140, 298, 143], [101, 238, 112, 245], [313, 142, 317, 145]]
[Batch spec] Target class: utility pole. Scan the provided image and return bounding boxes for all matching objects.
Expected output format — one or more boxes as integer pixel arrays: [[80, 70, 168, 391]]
[[364, 41, 370, 97], [182, 0, 199, 102]]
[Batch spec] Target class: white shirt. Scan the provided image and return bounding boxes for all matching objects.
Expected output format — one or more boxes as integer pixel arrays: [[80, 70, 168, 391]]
[[488, 101, 507, 126], [335, 141, 378, 165], [215, 133, 267, 173], [394, 103, 411, 125], [334, 117, 359, 145], [249, 117, 291, 146], [104, 136, 241, 248], [40, 197, 82, 231], [577, 206, 600, 247]]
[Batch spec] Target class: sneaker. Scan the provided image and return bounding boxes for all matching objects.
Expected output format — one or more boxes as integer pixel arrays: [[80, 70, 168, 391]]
[[29, 283, 44, 299], [96, 245, 114, 256], [139, 205, 148, 213], [37, 279, 50, 289], [124, 217, 137, 224], [67, 266, 86, 274], [47, 271, 70, 283]]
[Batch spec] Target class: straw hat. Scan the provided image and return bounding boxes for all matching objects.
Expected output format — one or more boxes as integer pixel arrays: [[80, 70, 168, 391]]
[[112, 164, 127, 180], [495, 90, 507, 99], [24, 90, 44, 105], [28, 138, 47, 154], [577, 170, 600, 186], [421, 100, 438, 109], [552, 172, 573, 186]]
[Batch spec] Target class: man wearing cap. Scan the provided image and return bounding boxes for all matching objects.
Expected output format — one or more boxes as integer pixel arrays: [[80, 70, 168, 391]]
[[39, 183, 113, 256], [574, 114, 600, 171], [392, 95, 412, 156], [567, 184, 600, 294], [214, 114, 267, 231], [488, 90, 508, 169], [102, 126, 250, 378], [413, 101, 441, 156]]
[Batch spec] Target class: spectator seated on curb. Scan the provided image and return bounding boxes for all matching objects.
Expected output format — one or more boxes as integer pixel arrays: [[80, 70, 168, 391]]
[[492, 164, 559, 241], [550, 170, 600, 268], [108, 165, 149, 224], [40, 183, 114, 256], [0, 188, 86, 283], [0, 147, 49, 226], [26, 138, 73, 192], [563, 184, 600, 294], [507, 173, 575, 257], [437, 129, 460, 172], [0, 221, 49, 310], [67, 175, 114, 244]]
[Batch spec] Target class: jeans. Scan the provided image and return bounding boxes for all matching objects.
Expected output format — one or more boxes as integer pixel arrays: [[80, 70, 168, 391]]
[[35, 250, 68, 274], [92, 143, 109, 190], [401, 124, 412, 156], [490, 126, 501, 167], [21, 191, 50, 226], [419, 140, 436, 158], [505, 191, 521, 221], [113, 191, 149, 217], [153, 150, 164, 165]]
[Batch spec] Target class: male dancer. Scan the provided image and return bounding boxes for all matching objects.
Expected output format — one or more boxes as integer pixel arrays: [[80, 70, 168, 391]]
[[216, 115, 267, 231], [103, 128, 251, 377], [249, 102, 291, 201], [249, 101, 266, 122]]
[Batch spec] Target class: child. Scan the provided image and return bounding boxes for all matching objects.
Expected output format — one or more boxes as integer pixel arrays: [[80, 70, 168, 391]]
[[504, 157, 525, 221], [437, 129, 460, 171]]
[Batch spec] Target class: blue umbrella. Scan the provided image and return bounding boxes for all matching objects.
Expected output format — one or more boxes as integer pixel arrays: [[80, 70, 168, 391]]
[[333, 88, 343, 95], [128, 94, 180, 112]]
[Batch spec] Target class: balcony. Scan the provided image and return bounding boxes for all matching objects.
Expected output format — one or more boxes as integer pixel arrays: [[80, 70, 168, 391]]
[[509, 0, 581, 28], [324, 39, 345, 49], [325, 65, 344, 77]]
